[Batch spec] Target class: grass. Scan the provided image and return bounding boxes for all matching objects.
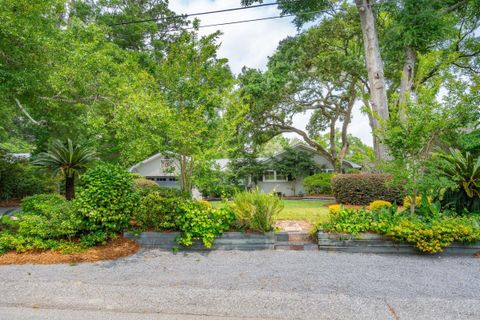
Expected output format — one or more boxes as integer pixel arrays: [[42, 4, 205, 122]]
[[210, 199, 330, 224]]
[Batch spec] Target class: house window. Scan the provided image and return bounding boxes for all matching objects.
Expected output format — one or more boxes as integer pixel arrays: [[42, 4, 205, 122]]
[[263, 170, 276, 182], [263, 170, 288, 182]]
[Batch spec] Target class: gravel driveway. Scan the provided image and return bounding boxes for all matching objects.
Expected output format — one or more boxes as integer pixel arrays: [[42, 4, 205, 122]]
[[0, 250, 479, 319]]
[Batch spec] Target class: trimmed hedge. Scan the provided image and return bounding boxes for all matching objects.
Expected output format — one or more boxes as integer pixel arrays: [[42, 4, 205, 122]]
[[332, 174, 403, 205]]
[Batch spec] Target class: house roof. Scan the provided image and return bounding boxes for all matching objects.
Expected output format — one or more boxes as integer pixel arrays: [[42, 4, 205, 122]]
[[129, 143, 362, 173]]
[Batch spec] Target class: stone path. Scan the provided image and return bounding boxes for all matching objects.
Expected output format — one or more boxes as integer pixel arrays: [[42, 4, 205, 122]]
[[274, 220, 312, 232]]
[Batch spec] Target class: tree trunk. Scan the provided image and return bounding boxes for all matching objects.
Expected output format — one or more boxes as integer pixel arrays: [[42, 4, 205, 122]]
[[355, 0, 389, 160], [65, 175, 75, 201], [338, 81, 356, 171], [398, 46, 417, 122]]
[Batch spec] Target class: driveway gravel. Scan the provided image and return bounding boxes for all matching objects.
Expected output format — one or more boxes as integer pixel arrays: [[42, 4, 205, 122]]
[[0, 250, 479, 319]]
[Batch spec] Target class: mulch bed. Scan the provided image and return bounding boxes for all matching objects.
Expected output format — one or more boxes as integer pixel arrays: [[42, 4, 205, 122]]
[[0, 199, 21, 208], [0, 236, 139, 265]]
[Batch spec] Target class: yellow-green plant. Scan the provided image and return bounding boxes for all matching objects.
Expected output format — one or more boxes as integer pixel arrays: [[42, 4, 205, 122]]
[[403, 196, 432, 208], [231, 189, 283, 232], [328, 204, 342, 215], [369, 200, 392, 211]]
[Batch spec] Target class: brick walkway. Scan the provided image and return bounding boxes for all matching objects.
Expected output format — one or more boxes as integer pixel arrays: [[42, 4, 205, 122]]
[[274, 220, 313, 232]]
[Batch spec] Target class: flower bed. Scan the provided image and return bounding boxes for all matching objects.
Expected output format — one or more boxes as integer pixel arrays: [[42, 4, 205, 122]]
[[318, 205, 480, 254], [317, 231, 480, 255]]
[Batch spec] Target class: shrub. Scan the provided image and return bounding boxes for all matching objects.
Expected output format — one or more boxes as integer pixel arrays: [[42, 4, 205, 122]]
[[75, 163, 139, 234], [369, 200, 392, 211], [0, 151, 53, 200], [320, 207, 480, 253], [303, 173, 335, 194], [331, 174, 403, 205], [403, 196, 432, 209], [21, 194, 65, 214], [328, 204, 341, 215], [133, 191, 183, 230], [134, 178, 160, 190], [19, 194, 83, 240], [175, 201, 235, 248], [230, 189, 284, 232]]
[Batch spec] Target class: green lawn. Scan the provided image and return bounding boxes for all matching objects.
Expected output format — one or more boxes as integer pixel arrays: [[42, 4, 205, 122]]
[[210, 199, 330, 224]]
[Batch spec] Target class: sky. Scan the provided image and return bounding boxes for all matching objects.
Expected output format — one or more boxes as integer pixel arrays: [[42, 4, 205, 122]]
[[168, 0, 374, 147]]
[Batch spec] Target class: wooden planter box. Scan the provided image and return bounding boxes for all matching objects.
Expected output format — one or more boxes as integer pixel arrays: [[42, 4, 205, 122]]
[[317, 231, 480, 255], [124, 231, 275, 251]]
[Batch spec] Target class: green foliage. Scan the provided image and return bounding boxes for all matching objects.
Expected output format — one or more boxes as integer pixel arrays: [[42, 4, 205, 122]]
[[133, 191, 182, 231], [270, 146, 318, 193], [19, 194, 82, 240], [193, 162, 239, 198], [320, 207, 480, 253], [0, 151, 53, 200], [332, 174, 404, 205], [32, 139, 98, 200], [303, 173, 335, 194], [434, 149, 480, 213], [75, 163, 139, 233], [230, 189, 284, 232], [21, 194, 66, 215], [175, 201, 235, 248], [369, 200, 392, 212]]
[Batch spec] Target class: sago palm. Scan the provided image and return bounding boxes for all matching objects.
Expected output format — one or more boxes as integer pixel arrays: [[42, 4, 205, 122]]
[[33, 139, 98, 200], [436, 148, 480, 213], [437, 148, 480, 198]]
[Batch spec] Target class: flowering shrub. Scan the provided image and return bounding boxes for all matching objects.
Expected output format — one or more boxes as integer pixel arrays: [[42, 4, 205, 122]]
[[369, 200, 392, 211], [328, 204, 342, 215], [320, 207, 480, 253]]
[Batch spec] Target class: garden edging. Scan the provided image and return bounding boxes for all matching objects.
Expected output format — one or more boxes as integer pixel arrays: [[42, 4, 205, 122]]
[[317, 231, 480, 255], [124, 231, 275, 250]]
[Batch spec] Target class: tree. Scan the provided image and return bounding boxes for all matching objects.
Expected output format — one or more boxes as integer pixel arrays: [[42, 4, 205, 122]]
[[270, 147, 318, 195], [33, 139, 98, 200], [155, 31, 234, 193], [241, 0, 480, 161], [236, 9, 365, 172]]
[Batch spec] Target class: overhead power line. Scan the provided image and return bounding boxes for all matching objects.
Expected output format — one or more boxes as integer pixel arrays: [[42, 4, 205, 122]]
[[110, 2, 284, 26], [171, 13, 297, 31]]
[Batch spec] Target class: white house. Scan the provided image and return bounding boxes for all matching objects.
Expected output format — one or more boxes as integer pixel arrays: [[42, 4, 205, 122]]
[[128, 144, 361, 197]]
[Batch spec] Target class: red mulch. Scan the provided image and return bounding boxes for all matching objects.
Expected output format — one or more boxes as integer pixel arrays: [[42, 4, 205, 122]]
[[0, 236, 139, 265], [0, 199, 21, 207]]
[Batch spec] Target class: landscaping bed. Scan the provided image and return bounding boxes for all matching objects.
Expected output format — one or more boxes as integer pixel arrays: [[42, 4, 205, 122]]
[[317, 231, 480, 255], [124, 231, 275, 250], [0, 236, 138, 265]]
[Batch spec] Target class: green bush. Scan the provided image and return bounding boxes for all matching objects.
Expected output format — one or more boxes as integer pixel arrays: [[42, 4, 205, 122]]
[[21, 194, 65, 215], [0, 194, 84, 254], [19, 195, 82, 240], [332, 174, 404, 205], [320, 206, 480, 253], [133, 191, 183, 230], [75, 163, 139, 234], [0, 150, 54, 200], [230, 189, 283, 232], [303, 173, 335, 194], [175, 200, 235, 248]]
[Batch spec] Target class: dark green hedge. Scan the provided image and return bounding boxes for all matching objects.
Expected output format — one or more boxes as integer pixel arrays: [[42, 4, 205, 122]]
[[332, 174, 404, 205]]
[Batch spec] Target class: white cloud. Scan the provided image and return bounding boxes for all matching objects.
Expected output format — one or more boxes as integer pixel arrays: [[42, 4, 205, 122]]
[[168, 0, 373, 146]]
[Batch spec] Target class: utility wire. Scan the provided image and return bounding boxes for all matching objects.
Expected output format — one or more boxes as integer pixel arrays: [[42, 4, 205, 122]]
[[168, 13, 297, 31], [110, 2, 283, 26]]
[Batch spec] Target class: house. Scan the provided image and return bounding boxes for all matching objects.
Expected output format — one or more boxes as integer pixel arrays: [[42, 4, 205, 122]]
[[128, 143, 361, 197]]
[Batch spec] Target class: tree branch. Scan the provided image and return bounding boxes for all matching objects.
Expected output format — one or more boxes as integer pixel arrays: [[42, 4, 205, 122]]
[[14, 98, 47, 126]]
